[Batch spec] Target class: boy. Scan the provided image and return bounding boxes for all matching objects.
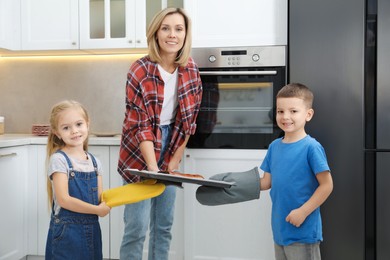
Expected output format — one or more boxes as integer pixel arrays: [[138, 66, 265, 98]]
[[196, 83, 333, 260], [260, 83, 333, 260]]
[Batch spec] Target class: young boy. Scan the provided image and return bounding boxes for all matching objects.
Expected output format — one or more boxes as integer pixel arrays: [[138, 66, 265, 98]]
[[260, 83, 333, 260], [196, 83, 333, 260]]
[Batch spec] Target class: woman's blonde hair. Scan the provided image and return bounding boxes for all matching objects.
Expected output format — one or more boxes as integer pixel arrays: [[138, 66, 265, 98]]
[[147, 7, 192, 67], [46, 100, 90, 209]]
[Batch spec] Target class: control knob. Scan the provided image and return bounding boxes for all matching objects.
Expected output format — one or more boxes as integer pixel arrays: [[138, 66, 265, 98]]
[[252, 54, 260, 62], [209, 55, 216, 63]]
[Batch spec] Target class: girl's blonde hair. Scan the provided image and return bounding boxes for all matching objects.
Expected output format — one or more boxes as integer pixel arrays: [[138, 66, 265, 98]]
[[147, 7, 192, 67], [46, 100, 90, 209]]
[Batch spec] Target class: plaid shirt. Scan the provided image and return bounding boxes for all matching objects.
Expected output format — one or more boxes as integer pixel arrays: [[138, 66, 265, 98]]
[[118, 56, 203, 183]]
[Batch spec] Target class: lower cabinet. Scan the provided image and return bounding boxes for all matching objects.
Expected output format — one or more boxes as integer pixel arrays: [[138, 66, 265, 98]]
[[21, 144, 273, 259], [183, 149, 275, 260], [0, 146, 28, 260], [27, 144, 184, 259]]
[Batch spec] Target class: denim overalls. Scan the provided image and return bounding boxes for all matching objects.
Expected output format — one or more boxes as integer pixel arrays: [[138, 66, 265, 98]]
[[45, 150, 103, 260]]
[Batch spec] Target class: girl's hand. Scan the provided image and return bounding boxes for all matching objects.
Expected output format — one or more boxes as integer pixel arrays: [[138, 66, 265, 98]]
[[285, 208, 308, 227], [97, 201, 111, 217]]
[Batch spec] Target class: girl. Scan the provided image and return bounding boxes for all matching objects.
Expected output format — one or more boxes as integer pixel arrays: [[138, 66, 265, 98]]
[[45, 100, 111, 260], [117, 7, 202, 260]]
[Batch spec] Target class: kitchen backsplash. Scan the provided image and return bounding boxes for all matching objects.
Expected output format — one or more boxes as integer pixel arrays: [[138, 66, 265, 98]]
[[0, 54, 144, 134]]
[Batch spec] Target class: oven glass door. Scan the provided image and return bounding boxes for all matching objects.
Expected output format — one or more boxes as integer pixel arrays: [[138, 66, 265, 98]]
[[188, 67, 285, 149]]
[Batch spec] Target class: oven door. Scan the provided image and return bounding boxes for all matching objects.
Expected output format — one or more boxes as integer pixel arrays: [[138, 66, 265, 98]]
[[188, 67, 285, 149]]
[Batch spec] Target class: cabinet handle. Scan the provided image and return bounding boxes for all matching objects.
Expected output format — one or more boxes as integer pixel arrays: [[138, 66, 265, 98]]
[[129, 40, 133, 44], [72, 42, 77, 46], [136, 40, 141, 44], [186, 154, 190, 158], [0, 152, 17, 158]]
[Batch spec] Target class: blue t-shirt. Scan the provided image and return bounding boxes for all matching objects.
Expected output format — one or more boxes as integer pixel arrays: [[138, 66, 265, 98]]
[[260, 135, 330, 246]]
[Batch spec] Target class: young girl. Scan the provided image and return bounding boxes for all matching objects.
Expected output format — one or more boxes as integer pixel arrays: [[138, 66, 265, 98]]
[[45, 100, 111, 260]]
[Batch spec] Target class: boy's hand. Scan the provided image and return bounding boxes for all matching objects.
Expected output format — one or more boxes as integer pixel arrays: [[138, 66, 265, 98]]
[[196, 167, 261, 206], [285, 208, 308, 227], [97, 201, 111, 217]]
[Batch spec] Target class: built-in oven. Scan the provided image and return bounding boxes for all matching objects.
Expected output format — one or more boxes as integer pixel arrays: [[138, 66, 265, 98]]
[[188, 46, 287, 149]]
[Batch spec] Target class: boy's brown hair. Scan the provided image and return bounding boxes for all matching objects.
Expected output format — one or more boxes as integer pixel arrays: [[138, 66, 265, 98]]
[[276, 83, 314, 108]]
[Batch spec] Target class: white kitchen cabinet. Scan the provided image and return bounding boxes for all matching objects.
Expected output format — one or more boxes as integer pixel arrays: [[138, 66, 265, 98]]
[[183, 148, 275, 260], [79, 0, 183, 50], [79, 0, 146, 49], [0, 146, 28, 260], [184, 0, 287, 48], [19, 0, 177, 51], [0, 0, 21, 50], [88, 146, 111, 259], [21, 0, 79, 50], [26, 144, 183, 259]]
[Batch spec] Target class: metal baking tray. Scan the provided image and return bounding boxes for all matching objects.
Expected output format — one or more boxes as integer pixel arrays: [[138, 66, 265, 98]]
[[124, 169, 234, 188]]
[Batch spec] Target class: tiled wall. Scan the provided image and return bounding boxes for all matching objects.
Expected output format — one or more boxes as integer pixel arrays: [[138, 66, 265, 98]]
[[0, 54, 143, 134]]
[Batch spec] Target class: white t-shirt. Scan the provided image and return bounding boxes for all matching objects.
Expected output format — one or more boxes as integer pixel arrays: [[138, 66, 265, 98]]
[[158, 64, 178, 125], [48, 152, 103, 215]]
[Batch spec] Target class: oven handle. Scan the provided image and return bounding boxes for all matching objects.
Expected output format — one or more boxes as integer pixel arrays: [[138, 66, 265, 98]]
[[199, 70, 277, 76]]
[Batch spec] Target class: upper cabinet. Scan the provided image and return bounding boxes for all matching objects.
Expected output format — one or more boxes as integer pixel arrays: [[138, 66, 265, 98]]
[[1, 0, 288, 52], [21, 0, 79, 50], [184, 0, 287, 48], [16, 0, 180, 51], [0, 0, 21, 50], [79, 0, 146, 49]]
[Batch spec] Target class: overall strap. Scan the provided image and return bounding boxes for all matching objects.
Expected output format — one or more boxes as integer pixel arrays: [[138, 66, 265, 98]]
[[87, 152, 99, 174], [55, 150, 74, 173]]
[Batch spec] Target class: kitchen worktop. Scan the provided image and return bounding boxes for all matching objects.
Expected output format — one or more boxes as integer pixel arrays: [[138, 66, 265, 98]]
[[0, 134, 121, 148]]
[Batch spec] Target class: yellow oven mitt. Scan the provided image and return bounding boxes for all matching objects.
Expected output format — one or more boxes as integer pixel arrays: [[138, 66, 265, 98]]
[[102, 180, 165, 207]]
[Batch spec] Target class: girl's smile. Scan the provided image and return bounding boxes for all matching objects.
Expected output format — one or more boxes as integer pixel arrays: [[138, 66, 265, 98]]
[[55, 107, 89, 149]]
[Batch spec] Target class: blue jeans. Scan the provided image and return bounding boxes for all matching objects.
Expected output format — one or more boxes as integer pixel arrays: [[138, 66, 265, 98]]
[[274, 242, 321, 260], [120, 124, 177, 260]]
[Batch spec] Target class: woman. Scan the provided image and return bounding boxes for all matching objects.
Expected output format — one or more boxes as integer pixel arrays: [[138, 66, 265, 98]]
[[117, 7, 202, 260]]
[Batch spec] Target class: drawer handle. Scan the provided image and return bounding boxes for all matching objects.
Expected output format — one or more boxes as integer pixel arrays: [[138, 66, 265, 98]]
[[0, 152, 17, 158]]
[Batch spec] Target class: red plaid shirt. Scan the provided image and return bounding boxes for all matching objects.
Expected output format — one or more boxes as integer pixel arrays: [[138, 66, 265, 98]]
[[118, 56, 203, 183]]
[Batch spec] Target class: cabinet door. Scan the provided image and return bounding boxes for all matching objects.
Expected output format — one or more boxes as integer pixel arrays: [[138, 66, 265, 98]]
[[0, 0, 21, 50], [0, 146, 28, 260], [184, 0, 287, 48], [183, 149, 274, 260], [108, 146, 124, 259], [88, 146, 110, 259], [21, 0, 79, 50], [79, 0, 149, 49], [35, 145, 49, 255]]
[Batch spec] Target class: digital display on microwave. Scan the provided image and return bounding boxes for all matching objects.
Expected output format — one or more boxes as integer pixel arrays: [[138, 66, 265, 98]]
[[221, 50, 247, 56]]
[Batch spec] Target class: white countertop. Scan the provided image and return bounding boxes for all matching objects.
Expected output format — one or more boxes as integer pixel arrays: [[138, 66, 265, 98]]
[[0, 134, 121, 148]]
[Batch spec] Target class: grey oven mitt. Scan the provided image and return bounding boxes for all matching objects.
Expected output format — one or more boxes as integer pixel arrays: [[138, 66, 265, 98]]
[[196, 167, 261, 206]]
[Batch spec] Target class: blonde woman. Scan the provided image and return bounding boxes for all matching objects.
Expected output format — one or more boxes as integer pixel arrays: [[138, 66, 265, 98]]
[[117, 7, 202, 260]]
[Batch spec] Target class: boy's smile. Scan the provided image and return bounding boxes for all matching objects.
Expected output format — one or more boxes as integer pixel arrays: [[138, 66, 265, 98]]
[[276, 97, 314, 142]]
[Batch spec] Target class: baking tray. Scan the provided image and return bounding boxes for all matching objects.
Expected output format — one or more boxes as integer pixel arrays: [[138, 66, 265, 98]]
[[124, 169, 234, 188]]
